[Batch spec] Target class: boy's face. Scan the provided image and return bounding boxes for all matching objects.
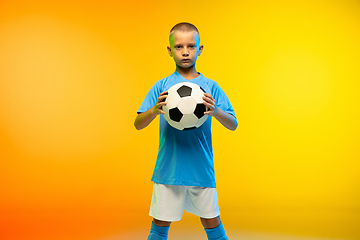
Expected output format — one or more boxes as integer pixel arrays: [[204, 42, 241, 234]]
[[167, 31, 203, 69]]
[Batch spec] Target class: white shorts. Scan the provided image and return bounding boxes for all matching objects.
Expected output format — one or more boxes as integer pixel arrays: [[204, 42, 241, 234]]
[[149, 183, 220, 222]]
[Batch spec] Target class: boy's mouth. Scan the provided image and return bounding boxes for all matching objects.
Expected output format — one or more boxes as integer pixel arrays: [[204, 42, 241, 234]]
[[182, 59, 190, 62]]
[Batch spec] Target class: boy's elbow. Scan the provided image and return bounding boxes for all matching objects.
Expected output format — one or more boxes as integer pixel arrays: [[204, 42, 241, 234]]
[[134, 118, 141, 130], [231, 119, 238, 131], [134, 121, 144, 130]]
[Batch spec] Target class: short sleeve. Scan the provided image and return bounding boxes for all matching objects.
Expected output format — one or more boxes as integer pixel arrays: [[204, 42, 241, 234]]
[[211, 82, 236, 118], [137, 80, 163, 114]]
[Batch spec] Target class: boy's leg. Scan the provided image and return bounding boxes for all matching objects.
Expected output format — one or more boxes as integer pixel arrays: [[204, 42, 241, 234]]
[[153, 219, 171, 227], [148, 183, 187, 240], [200, 216, 220, 229], [147, 218, 171, 240], [201, 216, 229, 240], [185, 186, 227, 239]]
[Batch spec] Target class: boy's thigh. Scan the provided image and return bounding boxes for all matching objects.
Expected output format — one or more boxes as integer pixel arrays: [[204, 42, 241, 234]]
[[149, 183, 187, 222], [185, 186, 220, 219], [149, 183, 220, 221]]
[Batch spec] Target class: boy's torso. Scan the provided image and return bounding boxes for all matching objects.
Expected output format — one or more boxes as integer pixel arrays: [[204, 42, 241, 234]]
[[137, 70, 235, 188]]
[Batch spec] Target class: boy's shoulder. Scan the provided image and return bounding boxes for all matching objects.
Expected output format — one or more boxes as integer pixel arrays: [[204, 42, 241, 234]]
[[198, 74, 222, 91], [201, 75, 218, 85], [150, 71, 181, 90], [150, 73, 174, 92]]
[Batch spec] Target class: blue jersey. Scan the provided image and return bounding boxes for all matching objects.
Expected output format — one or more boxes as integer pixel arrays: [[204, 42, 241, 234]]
[[137, 70, 236, 188]]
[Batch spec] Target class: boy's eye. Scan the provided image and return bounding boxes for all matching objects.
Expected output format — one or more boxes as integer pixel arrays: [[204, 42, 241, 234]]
[[175, 46, 195, 49]]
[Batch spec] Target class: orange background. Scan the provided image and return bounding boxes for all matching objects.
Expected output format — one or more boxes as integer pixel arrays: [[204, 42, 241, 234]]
[[1, 0, 359, 239]]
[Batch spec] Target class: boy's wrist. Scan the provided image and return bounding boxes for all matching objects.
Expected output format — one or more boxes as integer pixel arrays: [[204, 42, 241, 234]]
[[152, 107, 157, 117], [212, 107, 220, 118], [152, 105, 161, 116]]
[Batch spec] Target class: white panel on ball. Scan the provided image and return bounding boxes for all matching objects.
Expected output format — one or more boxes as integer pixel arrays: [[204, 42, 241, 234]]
[[191, 87, 205, 103], [177, 96, 197, 115], [162, 105, 170, 121], [180, 114, 199, 128], [196, 114, 208, 128], [165, 91, 181, 109], [168, 120, 184, 130]]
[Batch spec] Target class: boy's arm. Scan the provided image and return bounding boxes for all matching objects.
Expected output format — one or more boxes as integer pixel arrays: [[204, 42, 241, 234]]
[[203, 93, 238, 131], [134, 91, 168, 130]]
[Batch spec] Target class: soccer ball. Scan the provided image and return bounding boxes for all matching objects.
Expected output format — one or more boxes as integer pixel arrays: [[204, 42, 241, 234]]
[[162, 82, 209, 131]]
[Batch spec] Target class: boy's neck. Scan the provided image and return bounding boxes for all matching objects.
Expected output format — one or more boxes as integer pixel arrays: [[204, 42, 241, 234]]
[[176, 66, 200, 80]]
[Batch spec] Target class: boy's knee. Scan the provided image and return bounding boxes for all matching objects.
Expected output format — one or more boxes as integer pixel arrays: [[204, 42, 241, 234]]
[[200, 216, 221, 229], [204, 221, 228, 240], [153, 218, 171, 227]]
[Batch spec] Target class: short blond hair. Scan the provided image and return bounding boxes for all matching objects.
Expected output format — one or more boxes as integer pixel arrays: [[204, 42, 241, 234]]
[[169, 22, 200, 43]]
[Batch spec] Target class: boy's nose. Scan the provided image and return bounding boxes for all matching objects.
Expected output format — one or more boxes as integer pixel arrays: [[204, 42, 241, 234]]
[[182, 47, 189, 56]]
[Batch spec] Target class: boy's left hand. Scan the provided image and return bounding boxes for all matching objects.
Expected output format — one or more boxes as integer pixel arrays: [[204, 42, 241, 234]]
[[203, 93, 218, 116]]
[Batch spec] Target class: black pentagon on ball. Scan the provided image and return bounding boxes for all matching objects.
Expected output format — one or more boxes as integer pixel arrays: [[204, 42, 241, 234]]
[[177, 85, 192, 97], [169, 107, 183, 122], [183, 127, 197, 131], [194, 103, 206, 119]]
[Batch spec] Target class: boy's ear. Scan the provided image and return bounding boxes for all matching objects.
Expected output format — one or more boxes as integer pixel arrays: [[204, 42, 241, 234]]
[[167, 46, 172, 57], [198, 44, 204, 56]]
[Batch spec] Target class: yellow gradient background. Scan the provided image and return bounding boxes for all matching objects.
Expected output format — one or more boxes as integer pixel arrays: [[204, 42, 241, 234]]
[[1, 0, 359, 239]]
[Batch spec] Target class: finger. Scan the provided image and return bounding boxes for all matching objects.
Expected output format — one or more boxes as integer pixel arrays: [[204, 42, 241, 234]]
[[202, 95, 212, 103], [160, 91, 168, 96], [204, 93, 215, 101], [205, 93, 213, 98], [203, 102, 214, 110], [159, 95, 168, 103], [203, 94, 215, 103], [159, 110, 165, 114], [204, 98, 215, 106], [203, 101, 211, 107], [208, 96, 215, 102], [159, 95, 168, 100]]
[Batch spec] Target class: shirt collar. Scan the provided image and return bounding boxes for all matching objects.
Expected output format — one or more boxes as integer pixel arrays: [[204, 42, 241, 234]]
[[174, 69, 202, 81]]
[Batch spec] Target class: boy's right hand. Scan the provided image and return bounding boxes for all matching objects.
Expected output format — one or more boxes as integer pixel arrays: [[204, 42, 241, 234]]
[[152, 91, 168, 115]]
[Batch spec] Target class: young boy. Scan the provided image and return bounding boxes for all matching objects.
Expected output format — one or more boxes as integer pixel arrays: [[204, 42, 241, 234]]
[[134, 22, 237, 240]]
